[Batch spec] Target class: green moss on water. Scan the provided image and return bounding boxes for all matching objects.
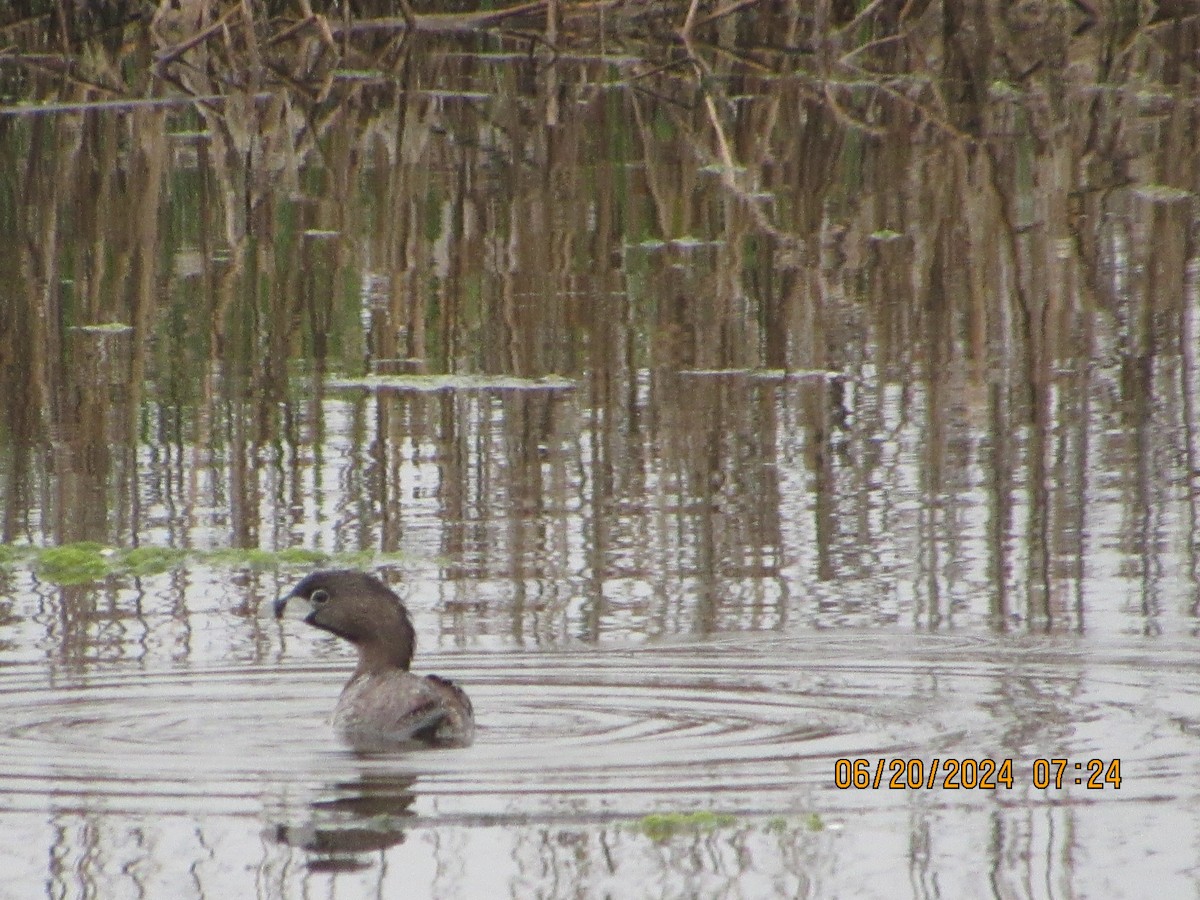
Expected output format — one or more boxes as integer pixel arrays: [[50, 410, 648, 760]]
[[36, 543, 112, 584], [16, 543, 404, 581], [204, 548, 246, 565], [638, 811, 737, 842], [204, 547, 346, 569], [338, 550, 378, 568], [989, 79, 1022, 99], [120, 546, 188, 576], [374, 551, 416, 565], [276, 548, 330, 565]]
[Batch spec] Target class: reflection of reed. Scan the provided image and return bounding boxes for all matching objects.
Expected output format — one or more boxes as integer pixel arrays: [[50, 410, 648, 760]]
[[0, 7, 1196, 645]]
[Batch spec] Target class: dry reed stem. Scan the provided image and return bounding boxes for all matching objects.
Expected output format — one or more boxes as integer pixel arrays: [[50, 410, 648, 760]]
[[693, 0, 766, 31], [154, 2, 243, 66]]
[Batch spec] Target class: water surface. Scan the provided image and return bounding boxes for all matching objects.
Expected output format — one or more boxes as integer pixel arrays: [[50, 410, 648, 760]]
[[1, 5, 1199, 897], [0, 628, 1195, 896]]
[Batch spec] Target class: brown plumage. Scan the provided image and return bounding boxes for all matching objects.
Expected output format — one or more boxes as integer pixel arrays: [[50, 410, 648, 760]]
[[274, 570, 474, 747]]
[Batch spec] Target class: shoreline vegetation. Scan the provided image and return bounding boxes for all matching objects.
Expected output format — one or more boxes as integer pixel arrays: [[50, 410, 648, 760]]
[[1, 1, 1193, 115], [1, 1, 1192, 226], [0, 2, 1194, 593]]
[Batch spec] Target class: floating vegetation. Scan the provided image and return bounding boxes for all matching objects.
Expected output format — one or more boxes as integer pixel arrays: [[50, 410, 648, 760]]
[[989, 79, 1023, 99], [413, 89, 494, 101], [632, 237, 724, 251], [8, 543, 405, 584], [330, 374, 576, 393], [205, 548, 330, 570], [122, 547, 188, 576], [331, 69, 385, 82], [202, 547, 405, 570], [68, 323, 134, 334], [678, 368, 840, 381], [276, 548, 334, 565], [35, 544, 112, 585], [1134, 184, 1194, 203], [637, 811, 737, 842], [634, 812, 822, 842]]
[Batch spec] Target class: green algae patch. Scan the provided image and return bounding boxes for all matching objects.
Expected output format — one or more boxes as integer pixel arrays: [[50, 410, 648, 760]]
[[204, 547, 340, 570], [0, 544, 29, 567], [36, 543, 112, 584], [638, 811, 737, 842], [121, 546, 188, 576], [17, 543, 409, 582], [634, 812, 822, 843], [276, 548, 331, 565], [334, 550, 379, 568]]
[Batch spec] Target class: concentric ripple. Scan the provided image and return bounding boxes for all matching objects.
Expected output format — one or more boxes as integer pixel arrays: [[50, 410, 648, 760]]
[[0, 632, 1195, 823]]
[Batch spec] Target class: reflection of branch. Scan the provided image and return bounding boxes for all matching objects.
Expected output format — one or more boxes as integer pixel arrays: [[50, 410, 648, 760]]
[[396, 0, 420, 29], [0, 53, 123, 97], [838, 32, 907, 67], [268, 8, 337, 52], [153, 3, 243, 68], [820, 79, 886, 137], [329, 1, 557, 35], [701, 91, 736, 177], [673, 40, 796, 244], [680, 40, 735, 179], [680, 0, 702, 37], [857, 74, 975, 141], [834, 0, 891, 39], [693, 0, 766, 31], [628, 91, 675, 238]]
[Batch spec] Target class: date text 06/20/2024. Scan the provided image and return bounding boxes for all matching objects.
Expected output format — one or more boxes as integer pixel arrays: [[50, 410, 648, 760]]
[[833, 758, 1122, 790]]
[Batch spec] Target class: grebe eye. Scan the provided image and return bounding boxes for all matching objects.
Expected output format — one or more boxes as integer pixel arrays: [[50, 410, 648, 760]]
[[311, 589, 330, 605]]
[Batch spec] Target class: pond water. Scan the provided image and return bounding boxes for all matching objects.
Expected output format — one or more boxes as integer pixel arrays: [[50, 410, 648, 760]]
[[2, 629, 1197, 897], [1, 7, 1199, 898]]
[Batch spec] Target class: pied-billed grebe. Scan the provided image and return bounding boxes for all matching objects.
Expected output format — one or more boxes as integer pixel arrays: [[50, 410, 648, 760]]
[[274, 570, 474, 747]]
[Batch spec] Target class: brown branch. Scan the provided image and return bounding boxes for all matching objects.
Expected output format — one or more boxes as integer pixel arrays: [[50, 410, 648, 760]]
[[327, 0, 628, 35], [153, 3, 244, 67], [694, 0, 765, 31], [680, 0, 703, 38]]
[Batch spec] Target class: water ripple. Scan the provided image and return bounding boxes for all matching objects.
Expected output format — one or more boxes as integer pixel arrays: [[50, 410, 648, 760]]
[[1, 632, 1196, 822]]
